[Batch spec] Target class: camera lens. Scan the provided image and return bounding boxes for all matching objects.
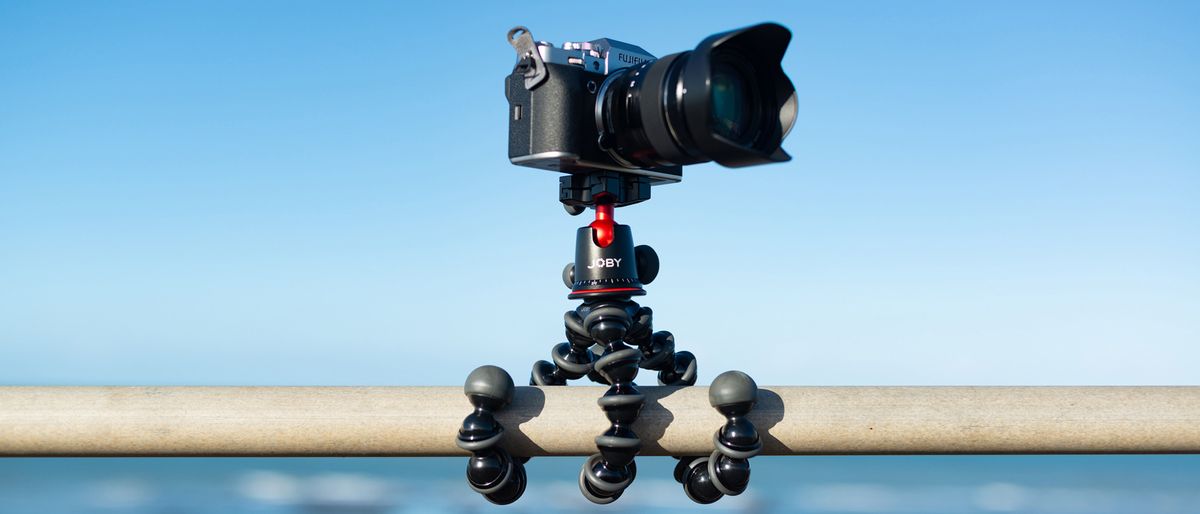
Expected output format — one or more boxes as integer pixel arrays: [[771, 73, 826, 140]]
[[596, 23, 796, 170], [709, 57, 756, 143]]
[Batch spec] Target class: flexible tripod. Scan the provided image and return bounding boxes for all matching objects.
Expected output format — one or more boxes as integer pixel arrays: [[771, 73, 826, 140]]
[[456, 172, 762, 505]]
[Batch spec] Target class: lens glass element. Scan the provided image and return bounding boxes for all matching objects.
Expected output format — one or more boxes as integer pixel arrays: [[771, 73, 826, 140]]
[[710, 61, 753, 142]]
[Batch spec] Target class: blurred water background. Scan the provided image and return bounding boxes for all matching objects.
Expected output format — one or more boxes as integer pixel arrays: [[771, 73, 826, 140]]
[[3, 456, 1198, 514]]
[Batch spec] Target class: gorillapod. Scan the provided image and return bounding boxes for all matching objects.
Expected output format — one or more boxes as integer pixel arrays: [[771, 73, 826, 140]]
[[457, 172, 761, 505]]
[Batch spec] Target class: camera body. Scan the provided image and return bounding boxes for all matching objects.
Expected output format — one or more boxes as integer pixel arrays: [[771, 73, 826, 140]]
[[505, 24, 797, 208], [505, 38, 684, 184]]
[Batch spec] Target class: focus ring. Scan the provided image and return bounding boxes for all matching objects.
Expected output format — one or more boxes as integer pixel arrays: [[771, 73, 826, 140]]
[[637, 52, 691, 166]]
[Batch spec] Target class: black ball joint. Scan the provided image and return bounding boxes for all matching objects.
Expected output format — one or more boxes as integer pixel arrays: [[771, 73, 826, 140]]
[[456, 366, 527, 505], [675, 371, 762, 504]]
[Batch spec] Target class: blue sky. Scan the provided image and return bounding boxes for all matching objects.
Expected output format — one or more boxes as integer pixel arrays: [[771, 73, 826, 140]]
[[1, 1, 1196, 386]]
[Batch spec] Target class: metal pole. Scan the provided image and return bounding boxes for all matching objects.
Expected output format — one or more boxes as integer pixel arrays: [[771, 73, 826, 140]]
[[1, 386, 1197, 457]]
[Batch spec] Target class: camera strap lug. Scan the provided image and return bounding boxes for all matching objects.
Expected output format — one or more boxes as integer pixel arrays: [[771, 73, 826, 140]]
[[508, 26, 548, 90]]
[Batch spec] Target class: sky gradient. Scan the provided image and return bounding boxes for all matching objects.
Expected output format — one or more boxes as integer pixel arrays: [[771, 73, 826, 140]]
[[1, 1, 1197, 386]]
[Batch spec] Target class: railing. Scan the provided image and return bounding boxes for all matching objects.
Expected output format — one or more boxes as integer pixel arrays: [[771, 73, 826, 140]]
[[1, 386, 1197, 456]]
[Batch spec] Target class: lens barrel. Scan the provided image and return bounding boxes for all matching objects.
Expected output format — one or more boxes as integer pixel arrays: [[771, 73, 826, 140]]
[[596, 23, 796, 169]]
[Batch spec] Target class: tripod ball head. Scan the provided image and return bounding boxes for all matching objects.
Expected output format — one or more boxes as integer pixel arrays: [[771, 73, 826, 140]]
[[568, 223, 644, 299]]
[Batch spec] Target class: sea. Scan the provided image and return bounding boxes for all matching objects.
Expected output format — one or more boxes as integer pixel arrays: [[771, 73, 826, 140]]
[[0, 456, 1196, 513]]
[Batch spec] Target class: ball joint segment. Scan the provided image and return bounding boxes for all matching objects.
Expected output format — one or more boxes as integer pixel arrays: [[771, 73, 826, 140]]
[[675, 371, 763, 504], [456, 366, 527, 505]]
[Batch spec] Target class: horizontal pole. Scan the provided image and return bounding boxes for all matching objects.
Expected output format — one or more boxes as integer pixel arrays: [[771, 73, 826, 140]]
[[1, 386, 1197, 457]]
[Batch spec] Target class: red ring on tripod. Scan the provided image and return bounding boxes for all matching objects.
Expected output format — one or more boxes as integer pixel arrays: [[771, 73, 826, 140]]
[[570, 287, 644, 295]]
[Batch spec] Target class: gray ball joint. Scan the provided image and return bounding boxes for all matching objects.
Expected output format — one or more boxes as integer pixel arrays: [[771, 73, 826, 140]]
[[675, 370, 763, 504], [456, 366, 526, 505]]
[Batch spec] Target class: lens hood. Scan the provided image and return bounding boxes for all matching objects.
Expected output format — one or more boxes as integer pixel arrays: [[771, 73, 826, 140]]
[[677, 22, 796, 167], [597, 23, 796, 171]]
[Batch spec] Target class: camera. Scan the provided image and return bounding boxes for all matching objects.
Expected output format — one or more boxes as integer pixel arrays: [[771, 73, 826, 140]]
[[505, 23, 797, 188]]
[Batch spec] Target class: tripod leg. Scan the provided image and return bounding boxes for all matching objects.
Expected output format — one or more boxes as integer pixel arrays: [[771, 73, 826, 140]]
[[457, 366, 527, 505], [627, 306, 697, 386], [677, 371, 762, 504], [531, 310, 596, 386], [578, 300, 644, 504], [626, 304, 719, 500]]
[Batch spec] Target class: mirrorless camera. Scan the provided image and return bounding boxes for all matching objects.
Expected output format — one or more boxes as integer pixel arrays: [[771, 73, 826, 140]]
[[505, 23, 797, 189]]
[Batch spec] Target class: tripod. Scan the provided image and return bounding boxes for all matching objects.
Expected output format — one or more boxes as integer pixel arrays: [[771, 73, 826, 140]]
[[455, 172, 761, 505]]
